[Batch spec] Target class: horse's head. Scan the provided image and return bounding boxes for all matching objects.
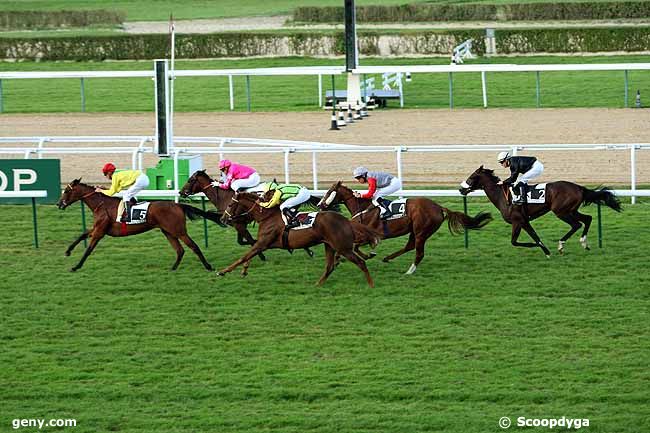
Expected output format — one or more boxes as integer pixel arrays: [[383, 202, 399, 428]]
[[318, 181, 347, 210], [222, 192, 259, 225], [58, 178, 87, 209], [459, 166, 499, 195], [180, 170, 213, 198]]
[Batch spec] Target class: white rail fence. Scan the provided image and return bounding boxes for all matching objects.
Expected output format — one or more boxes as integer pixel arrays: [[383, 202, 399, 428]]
[[2, 62, 649, 111], [1, 137, 648, 204]]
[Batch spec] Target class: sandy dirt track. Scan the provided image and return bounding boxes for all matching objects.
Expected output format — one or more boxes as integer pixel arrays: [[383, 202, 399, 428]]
[[1, 108, 648, 186]]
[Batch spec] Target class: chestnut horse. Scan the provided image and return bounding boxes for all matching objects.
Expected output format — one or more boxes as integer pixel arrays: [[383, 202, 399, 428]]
[[179, 170, 319, 260], [58, 179, 221, 272], [318, 181, 492, 274], [458, 166, 622, 256], [219, 192, 379, 287]]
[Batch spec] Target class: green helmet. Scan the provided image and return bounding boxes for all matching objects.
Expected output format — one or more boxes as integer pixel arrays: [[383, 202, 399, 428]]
[[262, 180, 279, 193]]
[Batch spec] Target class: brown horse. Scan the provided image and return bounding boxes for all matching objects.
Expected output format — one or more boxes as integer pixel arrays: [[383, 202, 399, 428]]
[[179, 170, 318, 260], [58, 178, 221, 272], [458, 166, 622, 256], [318, 181, 492, 274], [219, 192, 379, 287]]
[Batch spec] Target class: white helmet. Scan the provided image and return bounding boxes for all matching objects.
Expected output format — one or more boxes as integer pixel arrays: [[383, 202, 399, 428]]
[[353, 166, 368, 178], [497, 151, 511, 163]]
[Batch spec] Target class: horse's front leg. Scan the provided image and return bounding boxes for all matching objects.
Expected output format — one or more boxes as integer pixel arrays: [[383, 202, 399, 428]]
[[218, 244, 267, 276], [65, 229, 91, 256]]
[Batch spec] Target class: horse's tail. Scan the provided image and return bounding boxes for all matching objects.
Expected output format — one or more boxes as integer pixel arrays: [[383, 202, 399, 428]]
[[179, 204, 226, 226], [350, 221, 381, 249], [582, 186, 622, 212], [442, 208, 493, 235]]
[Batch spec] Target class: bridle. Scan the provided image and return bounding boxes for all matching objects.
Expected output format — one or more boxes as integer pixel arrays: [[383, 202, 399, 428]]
[[224, 195, 258, 220]]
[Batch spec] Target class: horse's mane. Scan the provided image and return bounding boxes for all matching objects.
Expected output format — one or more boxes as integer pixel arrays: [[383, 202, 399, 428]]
[[480, 168, 501, 183]]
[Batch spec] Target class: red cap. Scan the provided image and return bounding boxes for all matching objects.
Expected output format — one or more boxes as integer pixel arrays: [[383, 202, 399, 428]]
[[102, 163, 116, 174]]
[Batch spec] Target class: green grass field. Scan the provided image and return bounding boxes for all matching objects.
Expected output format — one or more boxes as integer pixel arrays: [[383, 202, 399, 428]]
[[1, 55, 649, 113], [1, 196, 648, 432]]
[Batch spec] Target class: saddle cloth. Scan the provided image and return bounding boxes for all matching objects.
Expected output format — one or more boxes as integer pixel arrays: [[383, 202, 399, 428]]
[[385, 198, 408, 220], [116, 201, 150, 224], [510, 183, 547, 204], [290, 212, 318, 230]]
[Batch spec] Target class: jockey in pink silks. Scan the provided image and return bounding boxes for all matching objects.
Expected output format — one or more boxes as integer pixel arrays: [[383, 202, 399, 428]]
[[217, 159, 261, 192]]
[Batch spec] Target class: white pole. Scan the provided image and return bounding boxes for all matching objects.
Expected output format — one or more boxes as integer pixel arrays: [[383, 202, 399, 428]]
[[284, 150, 290, 184], [131, 149, 138, 169], [173, 149, 180, 203], [631, 144, 637, 204], [398, 73, 404, 108], [318, 74, 323, 108], [312, 151, 318, 190], [37, 138, 45, 159], [169, 17, 175, 152], [228, 75, 234, 111], [481, 71, 487, 108], [219, 138, 225, 161], [396, 147, 404, 198]]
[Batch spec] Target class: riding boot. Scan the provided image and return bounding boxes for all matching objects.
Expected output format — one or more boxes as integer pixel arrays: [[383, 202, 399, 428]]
[[379, 198, 393, 219], [121, 201, 130, 223], [282, 208, 299, 228]]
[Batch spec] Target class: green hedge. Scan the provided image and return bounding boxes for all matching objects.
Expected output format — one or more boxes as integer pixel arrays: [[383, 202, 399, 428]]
[[293, 2, 650, 22], [497, 27, 650, 53], [2, 28, 650, 61], [0, 10, 126, 30]]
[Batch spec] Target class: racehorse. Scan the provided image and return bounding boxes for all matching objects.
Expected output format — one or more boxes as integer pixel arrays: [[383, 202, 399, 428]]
[[318, 181, 492, 274], [458, 166, 622, 256], [58, 178, 221, 272], [179, 170, 319, 260], [219, 192, 380, 287]]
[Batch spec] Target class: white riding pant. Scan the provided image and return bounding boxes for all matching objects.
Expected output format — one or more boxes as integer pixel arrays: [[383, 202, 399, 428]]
[[123, 173, 150, 202], [372, 177, 402, 200], [518, 161, 544, 184], [231, 172, 260, 192], [280, 187, 311, 211]]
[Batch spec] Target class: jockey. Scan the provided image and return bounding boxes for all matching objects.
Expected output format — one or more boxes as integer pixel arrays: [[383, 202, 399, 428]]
[[96, 163, 150, 222], [258, 180, 311, 228], [218, 159, 260, 192], [497, 151, 544, 203], [352, 166, 402, 218]]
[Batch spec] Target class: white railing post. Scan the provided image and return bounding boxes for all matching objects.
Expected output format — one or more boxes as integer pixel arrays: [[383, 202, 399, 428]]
[[37, 138, 46, 159], [631, 144, 637, 204], [481, 71, 488, 108], [131, 149, 138, 169], [398, 73, 404, 108], [312, 151, 318, 190], [218, 138, 226, 161], [318, 74, 323, 108], [228, 75, 234, 111], [284, 149, 291, 184], [396, 146, 404, 198], [137, 138, 147, 169], [173, 149, 180, 203]]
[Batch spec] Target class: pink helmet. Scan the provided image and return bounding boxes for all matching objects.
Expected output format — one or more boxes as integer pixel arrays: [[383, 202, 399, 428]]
[[219, 159, 231, 170]]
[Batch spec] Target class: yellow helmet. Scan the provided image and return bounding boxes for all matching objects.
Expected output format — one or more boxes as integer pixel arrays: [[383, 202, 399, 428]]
[[262, 180, 279, 193]]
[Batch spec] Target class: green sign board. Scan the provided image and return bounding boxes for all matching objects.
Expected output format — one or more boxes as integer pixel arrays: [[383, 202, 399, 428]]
[[0, 159, 61, 204]]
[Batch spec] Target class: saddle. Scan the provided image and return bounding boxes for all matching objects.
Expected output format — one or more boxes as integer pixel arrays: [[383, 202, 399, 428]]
[[510, 183, 547, 205], [116, 201, 150, 224]]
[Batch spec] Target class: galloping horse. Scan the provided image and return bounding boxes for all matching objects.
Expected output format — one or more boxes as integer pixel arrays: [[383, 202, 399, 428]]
[[458, 166, 622, 256], [318, 181, 492, 274], [219, 192, 379, 287], [58, 179, 221, 272], [179, 170, 318, 259]]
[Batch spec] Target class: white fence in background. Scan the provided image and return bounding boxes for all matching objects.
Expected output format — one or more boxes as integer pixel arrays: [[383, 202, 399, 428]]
[[0, 137, 648, 204], [2, 62, 650, 111]]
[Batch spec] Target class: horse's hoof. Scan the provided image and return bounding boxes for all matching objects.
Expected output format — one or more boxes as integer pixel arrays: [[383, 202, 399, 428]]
[[217, 270, 226, 276], [205, 266, 214, 272], [240, 271, 248, 277], [369, 251, 377, 257], [405, 264, 417, 275], [64, 251, 71, 257], [545, 255, 551, 259], [69, 267, 78, 272], [382, 257, 391, 263], [584, 246, 591, 251]]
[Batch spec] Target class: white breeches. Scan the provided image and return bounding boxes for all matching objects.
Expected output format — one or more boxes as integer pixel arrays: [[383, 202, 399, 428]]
[[280, 187, 311, 211], [373, 177, 402, 199], [123, 173, 150, 202], [231, 172, 260, 191], [518, 161, 544, 184]]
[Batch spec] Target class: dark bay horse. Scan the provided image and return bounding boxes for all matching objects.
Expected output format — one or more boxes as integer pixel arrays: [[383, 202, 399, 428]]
[[458, 166, 622, 256], [318, 181, 492, 274], [58, 179, 221, 272], [179, 170, 319, 260], [219, 192, 380, 287]]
